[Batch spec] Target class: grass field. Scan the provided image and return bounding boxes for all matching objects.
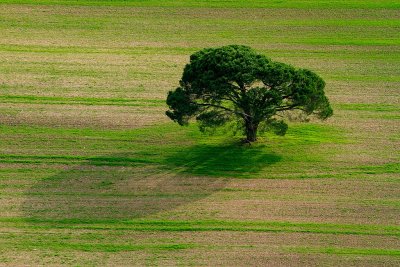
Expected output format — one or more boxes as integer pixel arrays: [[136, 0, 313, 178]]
[[0, 0, 399, 265]]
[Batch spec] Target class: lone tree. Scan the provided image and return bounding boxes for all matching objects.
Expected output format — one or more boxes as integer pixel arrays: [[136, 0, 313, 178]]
[[166, 45, 332, 142]]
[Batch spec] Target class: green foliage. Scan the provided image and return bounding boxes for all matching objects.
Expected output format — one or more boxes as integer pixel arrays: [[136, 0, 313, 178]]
[[259, 119, 289, 136], [166, 45, 333, 142]]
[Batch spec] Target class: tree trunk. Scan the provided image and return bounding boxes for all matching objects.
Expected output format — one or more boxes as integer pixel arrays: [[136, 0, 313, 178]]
[[245, 120, 258, 143]]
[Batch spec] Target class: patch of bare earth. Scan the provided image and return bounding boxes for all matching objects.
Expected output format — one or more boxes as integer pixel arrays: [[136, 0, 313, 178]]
[[0, 103, 167, 129]]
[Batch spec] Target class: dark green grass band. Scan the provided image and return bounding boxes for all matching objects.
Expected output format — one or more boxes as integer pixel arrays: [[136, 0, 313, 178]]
[[2, 218, 399, 237], [1, 0, 399, 9], [0, 95, 164, 107], [0, 239, 195, 252], [288, 246, 400, 256]]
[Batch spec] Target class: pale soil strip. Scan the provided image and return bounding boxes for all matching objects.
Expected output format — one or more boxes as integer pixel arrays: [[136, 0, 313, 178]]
[[0, 103, 168, 129]]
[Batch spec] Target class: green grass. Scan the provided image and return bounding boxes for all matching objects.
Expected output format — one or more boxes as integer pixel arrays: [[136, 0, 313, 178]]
[[289, 246, 400, 256], [2, 218, 399, 237], [1, 44, 399, 61], [0, 123, 348, 178], [0, 95, 164, 106], [337, 103, 399, 112], [356, 163, 400, 174], [0, 238, 195, 252], [1, 0, 399, 9]]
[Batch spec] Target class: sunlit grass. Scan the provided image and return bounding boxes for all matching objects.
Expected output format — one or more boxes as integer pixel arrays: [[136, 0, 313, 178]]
[[0, 122, 349, 178], [1, 0, 399, 8]]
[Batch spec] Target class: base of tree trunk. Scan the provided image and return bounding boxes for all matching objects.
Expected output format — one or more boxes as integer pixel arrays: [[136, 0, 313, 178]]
[[241, 139, 253, 145], [244, 121, 258, 143], [243, 134, 257, 144], [245, 132, 257, 143]]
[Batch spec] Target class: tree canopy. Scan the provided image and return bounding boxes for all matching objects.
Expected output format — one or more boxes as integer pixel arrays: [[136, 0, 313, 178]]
[[166, 45, 333, 142]]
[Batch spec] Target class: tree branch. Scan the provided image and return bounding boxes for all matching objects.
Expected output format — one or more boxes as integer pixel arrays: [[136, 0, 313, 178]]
[[195, 102, 250, 118], [200, 94, 240, 106], [277, 106, 308, 113]]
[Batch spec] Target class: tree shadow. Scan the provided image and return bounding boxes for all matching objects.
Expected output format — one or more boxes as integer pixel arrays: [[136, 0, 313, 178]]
[[162, 143, 282, 178], [22, 144, 280, 221], [22, 153, 228, 221]]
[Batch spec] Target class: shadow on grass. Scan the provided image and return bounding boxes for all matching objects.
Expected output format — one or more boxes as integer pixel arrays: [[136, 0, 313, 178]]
[[22, 143, 280, 221], [163, 143, 282, 178], [22, 157, 226, 220]]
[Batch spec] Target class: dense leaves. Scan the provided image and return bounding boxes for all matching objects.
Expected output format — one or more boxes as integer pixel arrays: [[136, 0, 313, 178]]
[[166, 45, 333, 142]]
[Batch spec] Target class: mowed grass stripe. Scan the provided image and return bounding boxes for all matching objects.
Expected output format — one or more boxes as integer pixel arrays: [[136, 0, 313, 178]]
[[2, 233, 399, 256], [0, 154, 156, 165], [0, 95, 165, 107], [1, 0, 399, 9], [2, 218, 399, 237], [1, 44, 400, 61], [2, 17, 400, 28], [336, 103, 399, 112], [2, 15, 399, 47], [3, 191, 211, 198], [0, 44, 197, 55], [288, 246, 400, 256], [2, 192, 399, 208], [1, 155, 397, 179], [0, 240, 194, 252], [1, 240, 398, 256]]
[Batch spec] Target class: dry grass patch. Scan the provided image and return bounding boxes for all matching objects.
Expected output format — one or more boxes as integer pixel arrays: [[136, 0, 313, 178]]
[[0, 103, 167, 129], [165, 198, 399, 225]]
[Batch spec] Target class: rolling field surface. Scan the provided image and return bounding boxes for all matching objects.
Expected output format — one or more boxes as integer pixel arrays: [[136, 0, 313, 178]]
[[0, 0, 399, 265]]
